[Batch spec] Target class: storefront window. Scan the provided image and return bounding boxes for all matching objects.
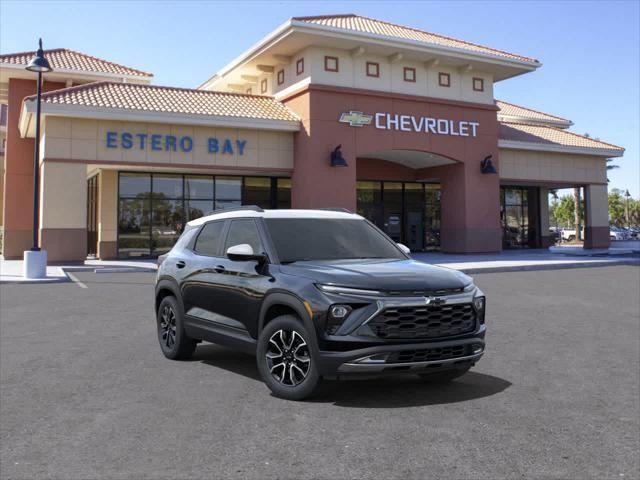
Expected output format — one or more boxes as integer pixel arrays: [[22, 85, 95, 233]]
[[243, 177, 272, 209], [501, 186, 538, 248], [117, 173, 289, 258], [215, 176, 241, 210], [277, 178, 291, 209], [357, 181, 441, 251]]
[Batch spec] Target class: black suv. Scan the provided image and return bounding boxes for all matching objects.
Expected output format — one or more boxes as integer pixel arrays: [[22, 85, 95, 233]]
[[155, 207, 486, 400]]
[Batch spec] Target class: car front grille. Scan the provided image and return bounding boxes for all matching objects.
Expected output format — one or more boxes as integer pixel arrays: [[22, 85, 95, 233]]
[[387, 345, 470, 363], [368, 304, 476, 339]]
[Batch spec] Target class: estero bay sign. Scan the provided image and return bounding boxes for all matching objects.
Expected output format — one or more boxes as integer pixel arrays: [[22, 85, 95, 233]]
[[105, 131, 248, 155], [339, 111, 480, 137]]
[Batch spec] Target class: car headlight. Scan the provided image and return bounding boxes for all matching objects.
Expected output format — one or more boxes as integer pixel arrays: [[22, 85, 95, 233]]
[[326, 304, 352, 335], [463, 282, 476, 293], [473, 296, 485, 311]]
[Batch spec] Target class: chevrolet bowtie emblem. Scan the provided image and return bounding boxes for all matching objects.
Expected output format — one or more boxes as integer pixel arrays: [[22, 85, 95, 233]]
[[339, 111, 373, 127], [425, 297, 446, 306]]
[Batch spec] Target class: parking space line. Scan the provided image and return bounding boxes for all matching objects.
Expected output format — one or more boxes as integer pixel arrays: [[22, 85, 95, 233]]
[[66, 272, 88, 289]]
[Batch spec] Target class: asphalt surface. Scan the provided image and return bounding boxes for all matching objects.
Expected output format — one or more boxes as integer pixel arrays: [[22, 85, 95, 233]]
[[1, 266, 639, 479]]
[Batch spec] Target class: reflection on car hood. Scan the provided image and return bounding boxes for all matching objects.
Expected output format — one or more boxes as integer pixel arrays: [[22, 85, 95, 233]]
[[279, 259, 470, 292]]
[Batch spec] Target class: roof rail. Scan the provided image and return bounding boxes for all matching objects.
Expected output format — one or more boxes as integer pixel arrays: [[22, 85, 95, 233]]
[[314, 207, 353, 214], [204, 205, 264, 216]]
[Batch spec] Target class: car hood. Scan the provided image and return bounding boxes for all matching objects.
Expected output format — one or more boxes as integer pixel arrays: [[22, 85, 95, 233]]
[[279, 259, 471, 292]]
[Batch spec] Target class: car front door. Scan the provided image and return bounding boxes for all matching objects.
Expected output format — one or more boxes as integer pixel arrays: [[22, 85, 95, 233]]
[[216, 218, 272, 338]]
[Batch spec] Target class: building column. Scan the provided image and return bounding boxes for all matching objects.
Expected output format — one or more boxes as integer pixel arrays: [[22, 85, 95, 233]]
[[39, 161, 87, 262], [2, 78, 66, 259], [428, 161, 502, 253], [584, 184, 610, 249], [285, 91, 357, 210], [539, 187, 553, 247], [98, 170, 118, 259]]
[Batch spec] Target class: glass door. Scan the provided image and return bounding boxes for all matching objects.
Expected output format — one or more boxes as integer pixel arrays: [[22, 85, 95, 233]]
[[86, 175, 99, 257]]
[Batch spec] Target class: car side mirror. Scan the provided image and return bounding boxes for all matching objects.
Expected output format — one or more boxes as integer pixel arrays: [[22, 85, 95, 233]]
[[226, 244, 267, 263], [397, 243, 411, 255]]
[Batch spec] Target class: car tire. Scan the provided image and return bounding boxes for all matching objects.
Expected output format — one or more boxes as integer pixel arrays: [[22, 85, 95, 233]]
[[418, 366, 471, 383], [256, 315, 321, 401], [157, 296, 197, 360], [567, 235, 575, 242]]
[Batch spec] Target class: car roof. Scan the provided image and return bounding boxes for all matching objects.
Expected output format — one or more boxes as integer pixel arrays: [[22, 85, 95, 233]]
[[187, 209, 363, 227]]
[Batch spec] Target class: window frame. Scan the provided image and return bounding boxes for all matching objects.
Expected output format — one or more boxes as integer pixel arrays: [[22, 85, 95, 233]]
[[403, 67, 416, 83], [324, 55, 339, 72], [277, 69, 284, 85], [260, 78, 268, 94], [438, 72, 451, 87], [472, 77, 484, 92], [366, 61, 380, 78], [296, 58, 304, 76]]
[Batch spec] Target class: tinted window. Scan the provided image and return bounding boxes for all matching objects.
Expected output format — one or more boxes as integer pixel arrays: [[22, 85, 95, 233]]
[[225, 219, 263, 254], [265, 218, 404, 263], [194, 221, 226, 256]]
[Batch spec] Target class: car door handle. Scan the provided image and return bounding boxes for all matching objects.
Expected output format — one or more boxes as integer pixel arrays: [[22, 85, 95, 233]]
[[175, 260, 186, 269], [214, 265, 226, 273]]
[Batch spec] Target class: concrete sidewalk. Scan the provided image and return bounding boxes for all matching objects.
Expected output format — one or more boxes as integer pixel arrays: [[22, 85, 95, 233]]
[[2, 249, 637, 283], [0, 258, 157, 284]]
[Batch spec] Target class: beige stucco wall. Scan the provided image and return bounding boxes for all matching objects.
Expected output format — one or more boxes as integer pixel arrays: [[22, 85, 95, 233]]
[[499, 149, 607, 184], [585, 184, 609, 228], [39, 161, 86, 229], [272, 46, 494, 104], [42, 117, 294, 170], [98, 169, 118, 243]]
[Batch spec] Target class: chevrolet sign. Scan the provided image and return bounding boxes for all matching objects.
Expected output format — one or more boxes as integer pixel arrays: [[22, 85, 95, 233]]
[[338, 111, 373, 127]]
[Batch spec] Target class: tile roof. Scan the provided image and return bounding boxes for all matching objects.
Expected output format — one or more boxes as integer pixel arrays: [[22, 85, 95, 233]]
[[27, 81, 299, 122], [496, 100, 572, 127], [293, 14, 538, 64], [0, 48, 152, 78], [499, 122, 624, 154]]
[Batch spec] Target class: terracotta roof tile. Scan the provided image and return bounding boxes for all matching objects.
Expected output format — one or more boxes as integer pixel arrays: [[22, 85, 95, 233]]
[[27, 82, 299, 122], [499, 122, 623, 153], [0, 48, 152, 78], [293, 14, 538, 64], [496, 100, 571, 126]]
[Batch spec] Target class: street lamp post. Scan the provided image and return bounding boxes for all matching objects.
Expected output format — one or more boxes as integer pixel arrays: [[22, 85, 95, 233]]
[[23, 39, 52, 279], [625, 189, 631, 229]]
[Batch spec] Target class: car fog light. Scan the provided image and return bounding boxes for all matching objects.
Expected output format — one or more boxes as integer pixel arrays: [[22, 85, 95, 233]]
[[473, 296, 485, 311], [330, 305, 350, 319], [472, 344, 484, 354]]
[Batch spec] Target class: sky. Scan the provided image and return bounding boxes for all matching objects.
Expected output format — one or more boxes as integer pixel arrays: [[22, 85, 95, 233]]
[[1, 0, 638, 197]]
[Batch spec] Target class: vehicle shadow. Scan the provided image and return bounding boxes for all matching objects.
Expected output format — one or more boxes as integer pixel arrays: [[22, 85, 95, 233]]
[[194, 344, 511, 408]]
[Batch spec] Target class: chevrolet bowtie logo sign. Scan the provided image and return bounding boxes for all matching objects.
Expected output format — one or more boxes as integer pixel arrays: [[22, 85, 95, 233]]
[[338, 111, 373, 127]]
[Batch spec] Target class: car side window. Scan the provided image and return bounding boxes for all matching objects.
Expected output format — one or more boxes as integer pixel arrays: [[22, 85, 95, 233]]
[[193, 221, 226, 256], [224, 219, 264, 255]]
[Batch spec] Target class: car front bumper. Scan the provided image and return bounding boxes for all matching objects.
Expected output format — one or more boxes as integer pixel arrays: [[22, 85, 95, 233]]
[[315, 331, 485, 376]]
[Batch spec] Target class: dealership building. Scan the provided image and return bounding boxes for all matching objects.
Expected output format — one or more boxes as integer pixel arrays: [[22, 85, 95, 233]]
[[0, 14, 624, 261]]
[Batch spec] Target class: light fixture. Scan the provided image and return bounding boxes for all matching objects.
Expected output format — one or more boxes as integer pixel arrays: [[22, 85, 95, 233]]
[[26, 39, 53, 73], [330, 144, 348, 167], [480, 155, 497, 174]]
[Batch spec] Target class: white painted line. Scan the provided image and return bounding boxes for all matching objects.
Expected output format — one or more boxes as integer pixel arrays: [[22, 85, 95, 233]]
[[66, 272, 88, 289]]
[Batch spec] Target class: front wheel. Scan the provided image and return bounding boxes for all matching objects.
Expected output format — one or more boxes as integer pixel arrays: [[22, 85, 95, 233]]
[[418, 366, 471, 383], [256, 315, 321, 400]]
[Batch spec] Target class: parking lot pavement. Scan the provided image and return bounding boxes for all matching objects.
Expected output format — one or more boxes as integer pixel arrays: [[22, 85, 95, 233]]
[[1, 266, 638, 479]]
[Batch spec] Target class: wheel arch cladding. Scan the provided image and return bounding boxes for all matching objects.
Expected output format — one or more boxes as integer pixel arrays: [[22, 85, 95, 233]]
[[155, 279, 181, 313], [259, 293, 315, 336]]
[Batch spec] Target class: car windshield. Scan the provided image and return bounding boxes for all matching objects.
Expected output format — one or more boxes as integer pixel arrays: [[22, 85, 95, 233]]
[[264, 218, 405, 263]]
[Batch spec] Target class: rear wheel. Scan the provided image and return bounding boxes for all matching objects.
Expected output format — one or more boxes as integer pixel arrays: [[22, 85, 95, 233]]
[[157, 296, 197, 360], [256, 315, 321, 400], [418, 366, 471, 383]]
